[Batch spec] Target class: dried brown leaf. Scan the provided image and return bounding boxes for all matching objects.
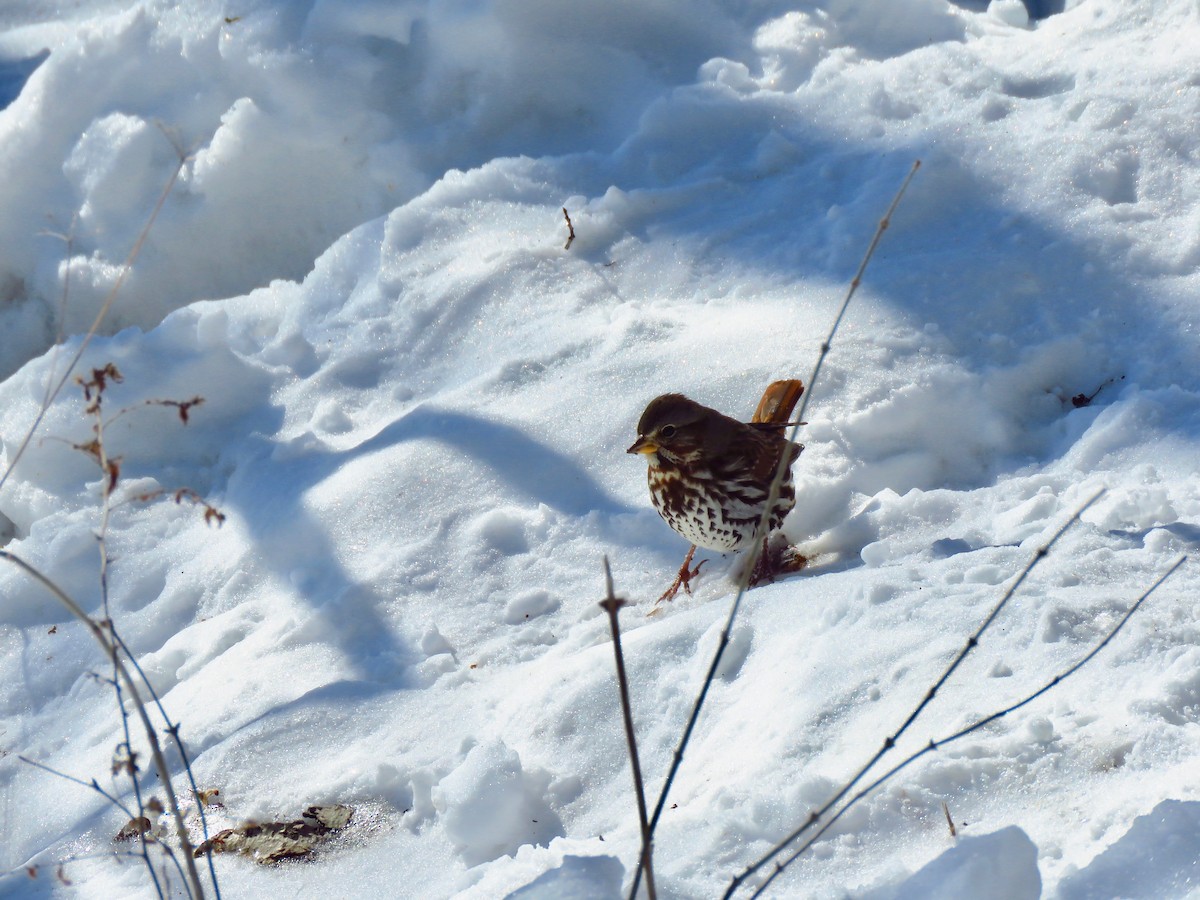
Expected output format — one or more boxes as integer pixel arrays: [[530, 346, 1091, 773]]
[[73, 438, 102, 462], [193, 805, 355, 864], [115, 816, 152, 842]]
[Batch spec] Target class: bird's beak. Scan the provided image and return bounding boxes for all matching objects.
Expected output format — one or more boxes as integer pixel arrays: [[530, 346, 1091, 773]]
[[627, 436, 657, 455]]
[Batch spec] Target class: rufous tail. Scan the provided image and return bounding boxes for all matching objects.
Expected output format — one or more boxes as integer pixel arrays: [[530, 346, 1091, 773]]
[[751, 379, 804, 425]]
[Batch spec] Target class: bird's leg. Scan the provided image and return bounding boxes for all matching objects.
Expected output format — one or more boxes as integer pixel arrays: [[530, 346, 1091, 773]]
[[748, 536, 775, 588], [748, 535, 808, 587], [657, 544, 706, 603]]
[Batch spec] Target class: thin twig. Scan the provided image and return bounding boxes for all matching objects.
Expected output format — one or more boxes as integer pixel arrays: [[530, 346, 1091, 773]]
[[725, 489, 1102, 895], [94, 386, 211, 896], [941, 801, 956, 839], [563, 207, 576, 250], [18, 756, 139, 822], [741, 555, 1186, 898], [600, 558, 657, 900], [78, 373, 220, 897], [79, 373, 163, 894], [0, 151, 186, 496], [738, 160, 923, 596], [633, 163, 921, 899]]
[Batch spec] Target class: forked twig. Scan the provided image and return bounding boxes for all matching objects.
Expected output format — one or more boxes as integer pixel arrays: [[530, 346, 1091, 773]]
[[600, 558, 656, 900], [629, 162, 921, 899], [83, 371, 219, 895], [92, 389, 159, 891], [724, 490, 1101, 894], [739, 555, 1186, 898], [18, 755, 140, 822], [563, 207, 576, 250]]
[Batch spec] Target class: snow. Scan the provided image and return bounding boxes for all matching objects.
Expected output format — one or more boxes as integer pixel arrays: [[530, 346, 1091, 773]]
[[1, 0, 1199, 897], [869, 825, 1042, 899]]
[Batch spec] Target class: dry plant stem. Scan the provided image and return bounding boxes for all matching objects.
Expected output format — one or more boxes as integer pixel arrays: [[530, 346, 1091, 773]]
[[599, 558, 657, 900], [0, 153, 185, 496], [740, 555, 1187, 899], [90, 396, 165, 887], [108, 629, 221, 898], [634, 162, 922, 893], [92, 397, 220, 897], [0, 552, 207, 900], [725, 489, 1103, 896], [16, 419, 163, 900]]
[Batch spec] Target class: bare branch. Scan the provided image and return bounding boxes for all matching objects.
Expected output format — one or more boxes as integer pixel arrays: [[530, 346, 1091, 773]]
[[725, 489, 1102, 894], [18, 756, 139, 822], [740, 555, 1186, 898], [599, 558, 657, 900]]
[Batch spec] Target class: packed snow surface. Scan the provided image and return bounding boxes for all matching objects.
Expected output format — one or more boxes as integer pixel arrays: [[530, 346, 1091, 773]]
[[2, 0, 1200, 897]]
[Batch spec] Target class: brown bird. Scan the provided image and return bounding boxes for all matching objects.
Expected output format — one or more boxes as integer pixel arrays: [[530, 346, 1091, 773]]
[[628, 380, 806, 601]]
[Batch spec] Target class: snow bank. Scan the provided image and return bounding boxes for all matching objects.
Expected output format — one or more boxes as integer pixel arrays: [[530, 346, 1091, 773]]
[[0, 0, 742, 380]]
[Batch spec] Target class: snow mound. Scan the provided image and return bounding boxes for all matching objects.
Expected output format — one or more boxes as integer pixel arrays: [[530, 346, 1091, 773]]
[[870, 826, 1041, 899]]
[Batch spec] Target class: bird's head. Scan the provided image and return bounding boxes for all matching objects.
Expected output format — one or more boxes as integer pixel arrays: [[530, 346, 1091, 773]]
[[627, 393, 723, 465]]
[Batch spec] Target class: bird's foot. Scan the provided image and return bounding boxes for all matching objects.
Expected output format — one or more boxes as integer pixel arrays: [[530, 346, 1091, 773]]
[[657, 545, 707, 603]]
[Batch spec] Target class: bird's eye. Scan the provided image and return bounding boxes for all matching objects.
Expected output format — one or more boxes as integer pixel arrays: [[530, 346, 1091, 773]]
[[659, 424, 677, 439]]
